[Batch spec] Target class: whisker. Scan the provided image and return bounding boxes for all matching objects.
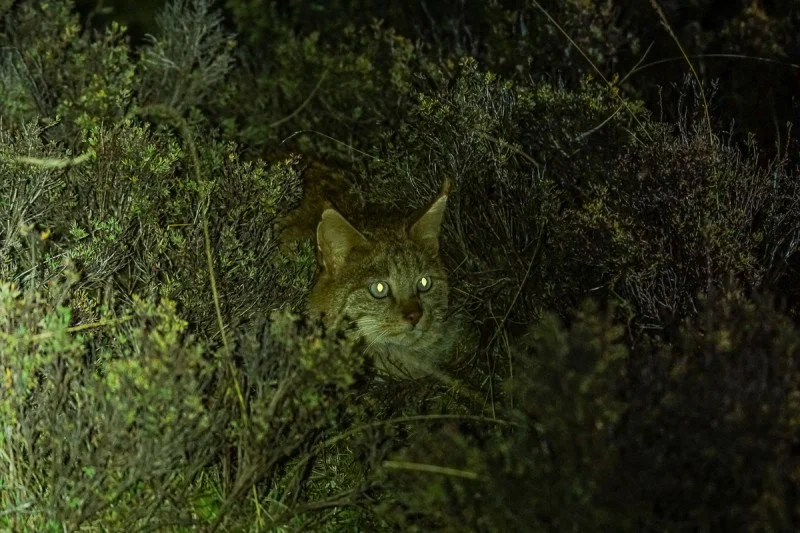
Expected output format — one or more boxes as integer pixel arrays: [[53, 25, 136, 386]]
[[356, 324, 386, 337], [365, 329, 391, 353]]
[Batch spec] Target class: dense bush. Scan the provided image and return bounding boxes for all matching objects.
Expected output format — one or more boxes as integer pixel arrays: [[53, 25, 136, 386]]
[[1, 0, 800, 531]]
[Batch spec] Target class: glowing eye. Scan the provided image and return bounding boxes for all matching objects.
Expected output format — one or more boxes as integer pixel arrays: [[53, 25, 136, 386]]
[[417, 275, 432, 293], [368, 281, 390, 299]]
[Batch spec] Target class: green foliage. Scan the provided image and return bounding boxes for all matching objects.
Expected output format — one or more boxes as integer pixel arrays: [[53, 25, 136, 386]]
[[140, 0, 236, 113], [0, 277, 367, 529], [1, 0, 800, 531], [379, 301, 632, 532], [360, 57, 800, 343], [215, 14, 439, 157], [376, 290, 800, 532], [1, 281, 216, 527], [621, 287, 800, 530], [1, 1, 135, 142]]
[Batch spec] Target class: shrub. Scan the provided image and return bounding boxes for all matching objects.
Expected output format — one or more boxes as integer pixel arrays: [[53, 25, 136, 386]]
[[2, 0, 800, 531]]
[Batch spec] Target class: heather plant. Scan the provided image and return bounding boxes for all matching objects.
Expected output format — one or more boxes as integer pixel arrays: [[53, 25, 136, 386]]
[[363, 60, 800, 340], [0, 277, 368, 530], [373, 288, 800, 532], [0, 284, 219, 529], [139, 0, 235, 114], [614, 286, 800, 531], [376, 301, 632, 532], [0, 2, 135, 146], [213, 13, 437, 158], [217, 0, 640, 160], [0, 0, 363, 529], [615, 1, 800, 153], [1, 0, 800, 531]]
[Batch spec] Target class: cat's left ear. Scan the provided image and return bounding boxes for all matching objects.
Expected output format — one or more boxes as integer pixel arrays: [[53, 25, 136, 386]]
[[409, 179, 451, 254], [317, 208, 368, 272]]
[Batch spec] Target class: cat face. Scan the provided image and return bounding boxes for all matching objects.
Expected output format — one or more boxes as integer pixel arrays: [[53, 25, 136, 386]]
[[308, 182, 450, 355], [325, 229, 449, 351]]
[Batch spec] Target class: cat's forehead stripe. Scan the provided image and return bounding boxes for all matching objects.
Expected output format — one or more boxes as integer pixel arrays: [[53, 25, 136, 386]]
[[386, 248, 424, 277]]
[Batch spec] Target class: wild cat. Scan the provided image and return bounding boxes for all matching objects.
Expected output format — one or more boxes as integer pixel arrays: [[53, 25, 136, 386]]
[[278, 161, 457, 379]]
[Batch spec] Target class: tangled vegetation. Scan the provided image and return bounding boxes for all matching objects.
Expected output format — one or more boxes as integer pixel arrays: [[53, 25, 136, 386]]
[[1, 0, 799, 530]]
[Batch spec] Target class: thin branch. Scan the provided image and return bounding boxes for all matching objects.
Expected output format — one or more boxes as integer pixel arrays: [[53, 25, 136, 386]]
[[268, 71, 328, 129], [14, 153, 92, 169], [649, 0, 713, 146], [382, 460, 480, 480], [627, 53, 800, 79], [280, 129, 382, 161], [530, 0, 650, 143]]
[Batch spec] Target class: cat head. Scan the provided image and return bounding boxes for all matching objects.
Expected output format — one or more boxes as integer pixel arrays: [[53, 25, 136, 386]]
[[308, 181, 451, 354]]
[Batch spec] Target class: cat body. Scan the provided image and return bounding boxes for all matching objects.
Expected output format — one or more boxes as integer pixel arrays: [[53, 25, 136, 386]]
[[279, 160, 456, 378]]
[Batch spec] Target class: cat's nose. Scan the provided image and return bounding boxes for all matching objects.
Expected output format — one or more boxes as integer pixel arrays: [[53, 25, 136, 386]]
[[404, 309, 422, 326]]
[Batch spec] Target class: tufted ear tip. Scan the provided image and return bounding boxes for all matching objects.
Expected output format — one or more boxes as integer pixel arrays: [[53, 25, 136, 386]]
[[408, 182, 451, 253]]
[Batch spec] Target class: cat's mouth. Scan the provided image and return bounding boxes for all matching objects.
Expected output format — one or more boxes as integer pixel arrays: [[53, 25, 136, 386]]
[[360, 323, 426, 348], [396, 327, 424, 342], [387, 320, 434, 346], [356, 312, 437, 349]]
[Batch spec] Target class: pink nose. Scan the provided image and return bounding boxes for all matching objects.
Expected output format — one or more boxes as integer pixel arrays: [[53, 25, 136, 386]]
[[404, 309, 422, 326]]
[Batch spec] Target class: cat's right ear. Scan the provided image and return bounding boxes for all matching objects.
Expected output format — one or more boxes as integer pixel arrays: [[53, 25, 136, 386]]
[[408, 179, 451, 254], [316, 208, 368, 271]]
